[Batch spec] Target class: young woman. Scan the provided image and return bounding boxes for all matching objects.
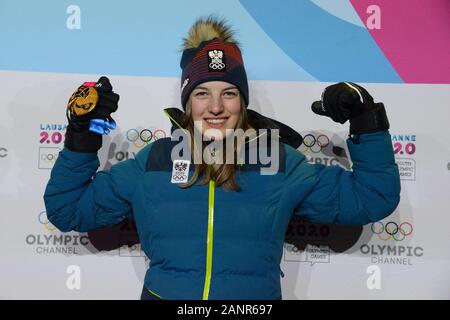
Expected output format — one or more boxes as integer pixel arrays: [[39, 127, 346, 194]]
[[44, 17, 400, 300]]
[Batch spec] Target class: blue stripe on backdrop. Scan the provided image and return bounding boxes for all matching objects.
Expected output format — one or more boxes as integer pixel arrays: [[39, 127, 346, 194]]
[[0, 0, 315, 81], [310, 0, 365, 27], [239, 0, 403, 83]]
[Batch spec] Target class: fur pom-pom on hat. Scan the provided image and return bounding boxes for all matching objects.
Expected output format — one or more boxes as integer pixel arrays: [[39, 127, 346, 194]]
[[182, 16, 239, 50]]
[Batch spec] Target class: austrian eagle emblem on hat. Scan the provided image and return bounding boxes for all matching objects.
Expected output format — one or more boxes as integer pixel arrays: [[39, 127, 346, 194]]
[[208, 50, 226, 71]]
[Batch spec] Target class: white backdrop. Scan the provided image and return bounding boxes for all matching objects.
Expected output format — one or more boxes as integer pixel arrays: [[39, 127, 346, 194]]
[[1, 71, 449, 299]]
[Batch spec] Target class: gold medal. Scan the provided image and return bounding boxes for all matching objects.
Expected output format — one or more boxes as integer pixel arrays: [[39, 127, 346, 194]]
[[67, 85, 99, 116]]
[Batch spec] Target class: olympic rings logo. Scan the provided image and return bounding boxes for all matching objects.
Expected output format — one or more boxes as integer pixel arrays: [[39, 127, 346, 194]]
[[172, 174, 187, 181], [125, 128, 167, 148], [371, 221, 413, 241], [299, 134, 330, 153], [40, 153, 58, 162], [38, 211, 56, 232], [209, 61, 226, 70], [285, 243, 302, 254]]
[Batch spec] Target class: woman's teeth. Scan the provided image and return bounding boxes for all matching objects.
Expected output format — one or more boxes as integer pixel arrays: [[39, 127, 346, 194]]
[[205, 118, 227, 124]]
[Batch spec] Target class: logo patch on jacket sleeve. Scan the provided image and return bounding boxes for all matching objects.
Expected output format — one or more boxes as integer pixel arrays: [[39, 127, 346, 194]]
[[208, 50, 226, 71], [171, 160, 190, 183]]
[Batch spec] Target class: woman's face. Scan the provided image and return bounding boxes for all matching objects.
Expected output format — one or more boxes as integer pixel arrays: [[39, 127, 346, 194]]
[[190, 81, 241, 140]]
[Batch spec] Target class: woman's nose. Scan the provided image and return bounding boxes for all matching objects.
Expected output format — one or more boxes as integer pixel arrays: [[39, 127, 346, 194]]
[[208, 95, 224, 115]]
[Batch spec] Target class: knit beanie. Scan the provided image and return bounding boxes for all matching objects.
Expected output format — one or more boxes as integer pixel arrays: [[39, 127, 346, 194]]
[[180, 16, 249, 109]]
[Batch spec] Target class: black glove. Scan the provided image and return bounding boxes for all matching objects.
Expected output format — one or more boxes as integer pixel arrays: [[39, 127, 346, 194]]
[[311, 82, 389, 137], [65, 76, 119, 152]]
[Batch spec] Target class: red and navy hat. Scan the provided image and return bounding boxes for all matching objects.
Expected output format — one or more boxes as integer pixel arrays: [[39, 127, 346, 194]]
[[180, 37, 249, 109]]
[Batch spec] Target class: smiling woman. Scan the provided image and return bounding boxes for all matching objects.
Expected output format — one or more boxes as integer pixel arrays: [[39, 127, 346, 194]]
[[190, 82, 242, 138], [179, 80, 253, 191], [44, 15, 400, 300], [176, 116, 249, 189], [170, 18, 270, 191]]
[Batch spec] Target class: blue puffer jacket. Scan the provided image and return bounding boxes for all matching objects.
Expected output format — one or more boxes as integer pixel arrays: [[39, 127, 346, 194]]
[[44, 130, 400, 300]]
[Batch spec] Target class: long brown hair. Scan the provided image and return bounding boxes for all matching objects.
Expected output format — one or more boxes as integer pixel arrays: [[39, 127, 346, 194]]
[[179, 96, 251, 191]]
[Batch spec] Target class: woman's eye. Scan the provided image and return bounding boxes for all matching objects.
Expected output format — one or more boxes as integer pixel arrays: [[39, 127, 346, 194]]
[[195, 91, 208, 97], [224, 91, 238, 97]]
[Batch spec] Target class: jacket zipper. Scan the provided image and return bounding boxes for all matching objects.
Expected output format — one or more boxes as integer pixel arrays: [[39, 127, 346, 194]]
[[162, 110, 215, 299], [202, 180, 215, 300]]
